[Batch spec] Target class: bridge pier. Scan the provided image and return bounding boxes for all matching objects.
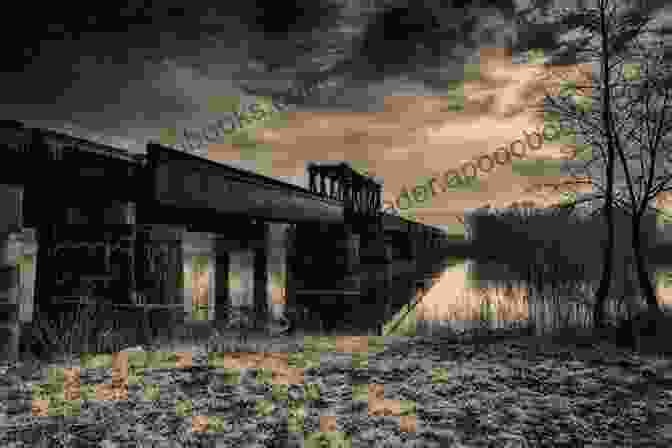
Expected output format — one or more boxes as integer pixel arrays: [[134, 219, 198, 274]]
[[0, 185, 22, 363], [34, 200, 137, 313], [252, 222, 269, 325], [136, 224, 185, 342], [408, 228, 418, 260], [287, 222, 365, 332], [287, 219, 394, 335], [207, 220, 272, 327], [28, 192, 189, 350], [137, 224, 184, 307], [214, 240, 230, 324], [360, 229, 393, 335]]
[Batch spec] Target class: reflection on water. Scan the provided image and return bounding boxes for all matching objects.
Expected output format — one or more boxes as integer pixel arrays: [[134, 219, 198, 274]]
[[415, 260, 530, 333], [398, 253, 672, 339]]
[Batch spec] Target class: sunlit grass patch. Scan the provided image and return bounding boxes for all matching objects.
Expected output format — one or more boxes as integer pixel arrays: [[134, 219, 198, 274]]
[[658, 270, 672, 288], [31, 386, 83, 418], [256, 367, 274, 385], [527, 48, 546, 64], [191, 305, 209, 321], [281, 347, 321, 370], [304, 382, 321, 401], [302, 335, 337, 354], [143, 383, 161, 402], [479, 302, 498, 322], [305, 431, 352, 447], [400, 400, 416, 416], [175, 399, 193, 417], [382, 303, 418, 337], [271, 383, 289, 402], [270, 270, 285, 288], [351, 352, 369, 369], [351, 383, 369, 402], [80, 350, 179, 371], [287, 398, 306, 433], [256, 399, 275, 417], [286, 350, 308, 369], [366, 335, 386, 354], [216, 367, 243, 385], [431, 367, 452, 384], [202, 415, 227, 433], [31, 370, 80, 415]]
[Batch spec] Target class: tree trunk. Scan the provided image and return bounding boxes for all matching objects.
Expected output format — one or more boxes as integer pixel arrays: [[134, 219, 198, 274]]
[[631, 211, 660, 313], [593, 0, 617, 330], [593, 203, 614, 329]]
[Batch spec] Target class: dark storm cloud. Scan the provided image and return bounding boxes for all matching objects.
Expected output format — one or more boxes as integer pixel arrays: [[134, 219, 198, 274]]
[[231, 0, 670, 110], [1, 0, 670, 151], [234, 1, 521, 106]]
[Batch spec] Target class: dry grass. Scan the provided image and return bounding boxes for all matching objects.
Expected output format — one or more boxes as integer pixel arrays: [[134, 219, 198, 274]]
[[406, 204, 672, 352]]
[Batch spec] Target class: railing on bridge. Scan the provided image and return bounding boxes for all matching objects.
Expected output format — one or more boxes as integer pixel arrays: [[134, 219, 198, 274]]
[[307, 162, 382, 230]]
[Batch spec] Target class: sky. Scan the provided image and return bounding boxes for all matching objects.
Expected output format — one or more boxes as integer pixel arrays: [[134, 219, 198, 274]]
[[3, 0, 672, 234]]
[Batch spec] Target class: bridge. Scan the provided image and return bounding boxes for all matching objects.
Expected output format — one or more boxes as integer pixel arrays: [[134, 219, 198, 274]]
[[0, 119, 452, 360]]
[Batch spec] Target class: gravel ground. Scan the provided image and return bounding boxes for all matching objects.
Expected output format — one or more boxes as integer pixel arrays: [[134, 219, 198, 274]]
[[2, 328, 672, 447]]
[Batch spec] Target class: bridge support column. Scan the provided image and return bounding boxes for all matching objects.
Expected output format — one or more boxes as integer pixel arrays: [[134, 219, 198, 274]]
[[30, 199, 150, 350], [214, 241, 230, 325], [286, 222, 363, 332], [34, 223, 54, 327], [182, 255, 194, 320], [136, 224, 184, 306], [0, 185, 22, 363], [284, 225, 295, 312], [183, 244, 215, 322], [337, 224, 360, 274], [36, 201, 137, 306], [408, 231, 418, 260], [358, 229, 392, 335], [134, 224, 185, 343], [253, 222, 270, 325]]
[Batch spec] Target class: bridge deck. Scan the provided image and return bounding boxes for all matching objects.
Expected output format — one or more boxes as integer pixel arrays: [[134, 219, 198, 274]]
[[147, 143, 345, 224]]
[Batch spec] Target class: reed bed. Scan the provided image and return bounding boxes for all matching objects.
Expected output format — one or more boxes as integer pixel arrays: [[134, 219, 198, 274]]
[[411, 201, 670, 344]]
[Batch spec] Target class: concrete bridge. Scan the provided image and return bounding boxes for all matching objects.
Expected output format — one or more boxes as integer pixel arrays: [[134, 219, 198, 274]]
[[0, 119, 451, 360]]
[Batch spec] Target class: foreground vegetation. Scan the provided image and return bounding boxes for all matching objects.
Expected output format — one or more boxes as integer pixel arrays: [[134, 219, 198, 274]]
[[3, 267, 672, 446]]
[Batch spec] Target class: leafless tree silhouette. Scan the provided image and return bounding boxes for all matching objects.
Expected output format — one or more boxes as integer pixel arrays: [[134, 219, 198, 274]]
[[528, 0, 671, 328]]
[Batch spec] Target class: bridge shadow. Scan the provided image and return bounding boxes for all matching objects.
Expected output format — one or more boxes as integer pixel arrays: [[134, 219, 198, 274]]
[[290, 253, 465, 338]]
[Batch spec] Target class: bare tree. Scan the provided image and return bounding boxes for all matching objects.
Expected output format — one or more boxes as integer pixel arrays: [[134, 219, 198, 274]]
[[608, 49, 672, 313], [527, 0, 669, 328]]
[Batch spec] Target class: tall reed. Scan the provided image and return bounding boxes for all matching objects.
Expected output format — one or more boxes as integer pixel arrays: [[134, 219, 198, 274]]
[[20, 299, 154, 366]]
